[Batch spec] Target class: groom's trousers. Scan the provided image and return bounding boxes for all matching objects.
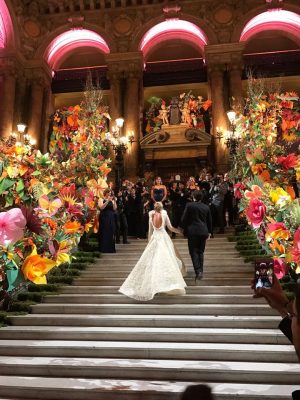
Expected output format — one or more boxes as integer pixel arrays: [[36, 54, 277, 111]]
[[187, 235, 207, 275]]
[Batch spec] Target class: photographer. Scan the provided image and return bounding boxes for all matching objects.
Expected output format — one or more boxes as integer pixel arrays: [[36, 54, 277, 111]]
[[253, 276, 300, 399], [115, 185, 129, 244], [209, 174, 227, 234], [98, 189, 117, 253], [170, 181, 187, 238]]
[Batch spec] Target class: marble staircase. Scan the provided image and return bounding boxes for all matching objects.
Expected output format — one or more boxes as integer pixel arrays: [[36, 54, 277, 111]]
[[0, 235, 299, 399]]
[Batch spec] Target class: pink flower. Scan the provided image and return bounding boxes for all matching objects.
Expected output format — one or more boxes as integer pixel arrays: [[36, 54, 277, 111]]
[[0, 208, 26, 246], [245, 198, 266, 229], [274, 257, 288, 279], [234, 182, 245, 199]]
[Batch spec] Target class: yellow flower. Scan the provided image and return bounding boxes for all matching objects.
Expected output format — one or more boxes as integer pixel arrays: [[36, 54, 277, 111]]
[[21, 246, 56, 284], [56, 252, 70, 266], [269, 187, 291, 206]]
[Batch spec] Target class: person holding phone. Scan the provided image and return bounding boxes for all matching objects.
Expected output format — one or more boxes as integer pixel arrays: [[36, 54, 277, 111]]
[[253, 275, 300, 399], [98, 189, 117, 253]]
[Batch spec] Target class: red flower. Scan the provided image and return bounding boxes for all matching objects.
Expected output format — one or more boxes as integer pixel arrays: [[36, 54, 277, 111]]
[[276, 154, 298, 171], [273, 257, 288, 279], [245, 198, 266, 229]]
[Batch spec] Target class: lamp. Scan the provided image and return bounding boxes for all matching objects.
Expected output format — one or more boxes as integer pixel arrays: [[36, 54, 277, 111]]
[[17, 123, 27, 134], [226, 110, 236, 125], [226, 110, 240, 156], [104, 118, 129, 191], [115, 117, 124, 129]]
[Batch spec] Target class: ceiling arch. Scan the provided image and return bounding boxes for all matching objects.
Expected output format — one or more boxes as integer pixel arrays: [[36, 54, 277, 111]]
[[0, 0, 14, 49], [240, 9, 300, 45], [139, 19, 208, 60], [45, 28, 110, 70]]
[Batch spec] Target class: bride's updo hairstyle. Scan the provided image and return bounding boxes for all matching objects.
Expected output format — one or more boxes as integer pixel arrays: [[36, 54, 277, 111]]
[[154, 202, 163, 212]]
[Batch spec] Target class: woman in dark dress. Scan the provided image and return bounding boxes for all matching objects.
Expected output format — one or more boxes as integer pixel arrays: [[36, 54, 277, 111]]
[[151, 176, 167, 207], [98, 189, 117, 253]]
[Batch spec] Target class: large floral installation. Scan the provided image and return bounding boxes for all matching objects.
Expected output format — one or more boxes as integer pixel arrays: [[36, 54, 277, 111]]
[[0, 79, 111, 292], [144, 91, 212, 135], [232, 85, 300, 280]]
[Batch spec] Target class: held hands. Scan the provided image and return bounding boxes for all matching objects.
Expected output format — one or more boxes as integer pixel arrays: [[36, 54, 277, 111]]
[[252, 274, 291, 318]]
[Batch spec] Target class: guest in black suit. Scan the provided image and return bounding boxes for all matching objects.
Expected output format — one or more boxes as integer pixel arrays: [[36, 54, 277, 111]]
[[180, 190, 212, 281]]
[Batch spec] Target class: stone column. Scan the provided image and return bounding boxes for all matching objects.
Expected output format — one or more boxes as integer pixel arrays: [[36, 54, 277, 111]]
[[124, 71, 141, 179], [105, 52, 143, 180], [207, 65, 228, 171], [229, 63, 244, 111], [27, 69, 52, 149], [205, 43, 245, 172], [0, 70, 16, 138], [107, 72, 122, 121], [28, 79, 44, 146]]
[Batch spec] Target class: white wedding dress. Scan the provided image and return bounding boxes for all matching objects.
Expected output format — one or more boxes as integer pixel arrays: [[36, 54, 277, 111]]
[[119, 210, 187, 301]]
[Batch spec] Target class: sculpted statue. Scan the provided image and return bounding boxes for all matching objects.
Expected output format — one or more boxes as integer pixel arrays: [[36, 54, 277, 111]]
[[158, 102, 169, 125], [169, 97, 181, 125], [180, 102, 191, 125]]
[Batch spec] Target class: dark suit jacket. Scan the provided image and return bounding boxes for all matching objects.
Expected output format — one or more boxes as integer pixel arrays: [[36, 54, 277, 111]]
[[180, 201, 212, 237]]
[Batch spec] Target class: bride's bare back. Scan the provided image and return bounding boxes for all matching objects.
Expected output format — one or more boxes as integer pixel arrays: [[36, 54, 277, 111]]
[[152, 211, 163, 229]]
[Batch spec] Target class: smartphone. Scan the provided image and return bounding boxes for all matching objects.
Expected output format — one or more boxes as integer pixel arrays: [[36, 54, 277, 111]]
[[255, 259, 274, 289]]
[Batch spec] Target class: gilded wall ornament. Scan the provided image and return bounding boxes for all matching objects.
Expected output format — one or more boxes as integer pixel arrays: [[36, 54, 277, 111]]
[[213, 5, 233, 25], [23, 19, 41, 38], [113, 15, 133, 36]]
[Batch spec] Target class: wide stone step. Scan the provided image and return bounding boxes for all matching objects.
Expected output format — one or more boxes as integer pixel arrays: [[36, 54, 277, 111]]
[[8, 314, 281, 329], [99, 251, 241, 258], [0, 357, 299, 384], [43, 294, 265, 305], [0, 376, 297, 400], [0, 340, 296, 363], [60, 285, 253, 295], [94, 254, 247, 267], [72, 277, 252, 286], [0, 326, 289, 344], [30, 303, 276, 316], [76, 271, 251, 278]]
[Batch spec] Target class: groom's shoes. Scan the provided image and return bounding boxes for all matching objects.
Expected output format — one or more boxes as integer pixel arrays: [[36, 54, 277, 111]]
[[195, 272, 203, 283]]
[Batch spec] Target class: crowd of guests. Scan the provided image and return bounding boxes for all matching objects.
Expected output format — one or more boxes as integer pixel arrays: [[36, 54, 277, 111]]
[[98, 170, 238, 254]]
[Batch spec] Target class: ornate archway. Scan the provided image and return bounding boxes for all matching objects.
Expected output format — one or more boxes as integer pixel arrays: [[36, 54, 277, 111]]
[[44, 28, 111, 70], [139, 19, 208, 60], [240, 9, 300, 44], [0, 0, 15, 49]]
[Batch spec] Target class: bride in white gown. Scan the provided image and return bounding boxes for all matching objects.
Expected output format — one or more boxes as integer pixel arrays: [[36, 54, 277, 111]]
[[119, 202, 187, 301]]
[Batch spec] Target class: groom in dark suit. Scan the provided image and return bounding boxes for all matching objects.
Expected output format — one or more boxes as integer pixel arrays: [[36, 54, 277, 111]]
[[180, 190, 212, 281]]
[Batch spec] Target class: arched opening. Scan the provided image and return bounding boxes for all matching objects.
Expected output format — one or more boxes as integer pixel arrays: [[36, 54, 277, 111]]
[[140, 19, 207, 61], [240, 10, 300, 93], [240, 10, 300, 44], [139, 19, 211, 178], [0, 0, 14, 49], [45, 28, 111, 109], [45, 28, 110, 70]]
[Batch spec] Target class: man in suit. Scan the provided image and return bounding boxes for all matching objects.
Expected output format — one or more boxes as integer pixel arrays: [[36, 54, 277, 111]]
[[180, 190, 212, 281]]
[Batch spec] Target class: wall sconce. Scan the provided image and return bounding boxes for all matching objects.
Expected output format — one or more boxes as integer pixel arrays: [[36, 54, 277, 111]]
[[215, 126, 224, 141], [128, 130, 136, 145]]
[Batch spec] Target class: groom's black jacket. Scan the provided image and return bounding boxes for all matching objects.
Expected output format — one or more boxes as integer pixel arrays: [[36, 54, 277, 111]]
[[180, 201, 212, 237]]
